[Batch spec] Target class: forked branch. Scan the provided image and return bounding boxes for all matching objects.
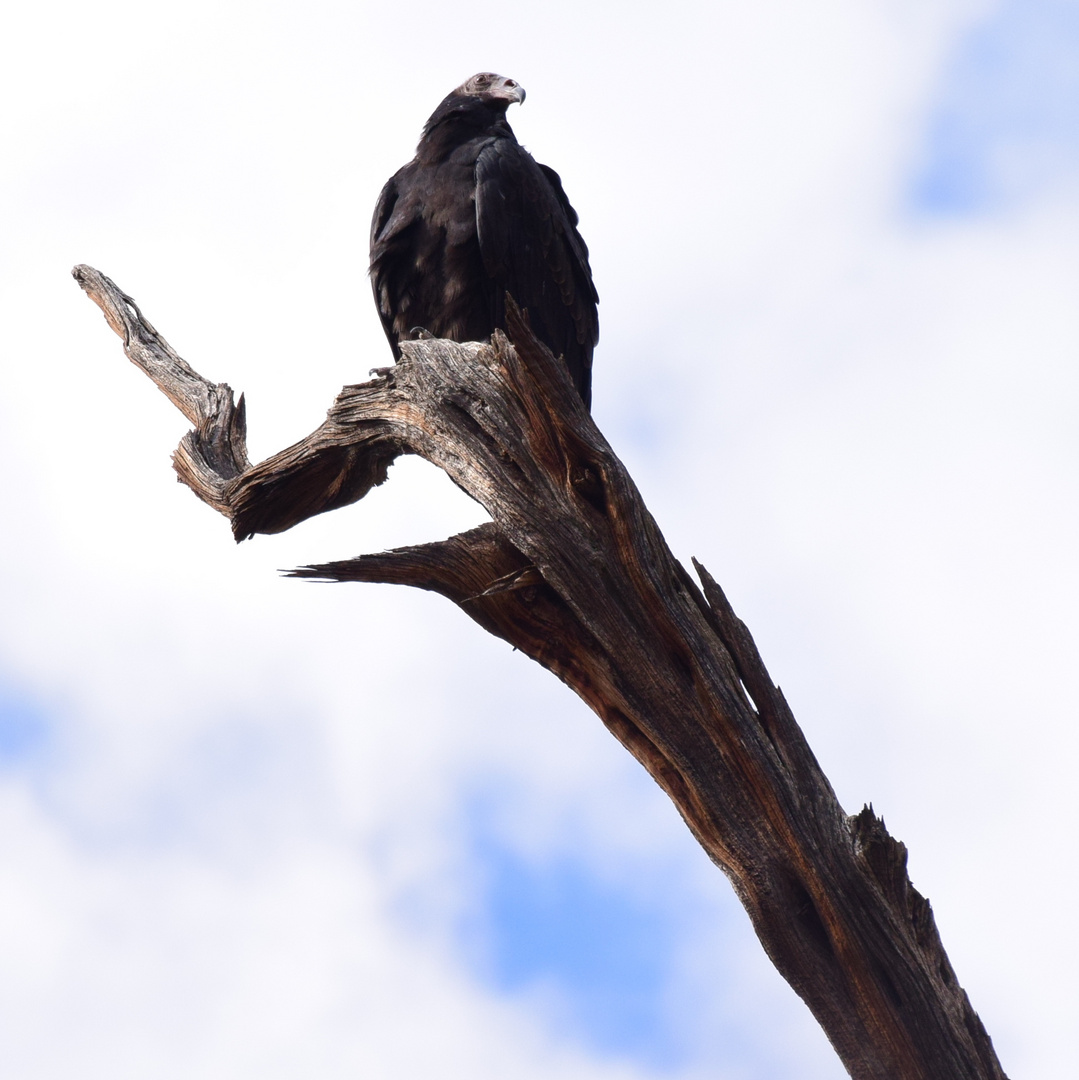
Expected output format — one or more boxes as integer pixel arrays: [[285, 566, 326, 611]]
[[74, 264, 1007, 1080]]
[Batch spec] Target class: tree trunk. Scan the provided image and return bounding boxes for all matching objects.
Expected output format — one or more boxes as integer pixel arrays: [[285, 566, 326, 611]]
[[73, 264, 1008, 1080]]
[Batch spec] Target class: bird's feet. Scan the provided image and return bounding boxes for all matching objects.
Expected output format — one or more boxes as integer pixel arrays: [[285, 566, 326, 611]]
[[408, 326, 435, 340]]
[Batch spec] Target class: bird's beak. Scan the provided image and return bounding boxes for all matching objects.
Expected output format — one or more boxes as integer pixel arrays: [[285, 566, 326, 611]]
[[495, 79, 525, 105]]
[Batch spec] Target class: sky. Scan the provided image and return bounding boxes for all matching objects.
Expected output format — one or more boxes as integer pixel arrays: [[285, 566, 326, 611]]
[[1, 0, 1077, 1077]]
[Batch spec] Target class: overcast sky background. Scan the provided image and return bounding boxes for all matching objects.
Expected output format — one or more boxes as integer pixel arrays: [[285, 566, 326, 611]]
[[1, 1, 1077, 1077]]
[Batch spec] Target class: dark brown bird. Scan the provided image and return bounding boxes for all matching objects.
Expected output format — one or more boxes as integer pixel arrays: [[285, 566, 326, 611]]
[[369, 72, 599, 408]]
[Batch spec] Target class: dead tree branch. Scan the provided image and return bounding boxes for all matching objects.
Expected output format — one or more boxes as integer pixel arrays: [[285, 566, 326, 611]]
[[73, 263, 1007, 1080]]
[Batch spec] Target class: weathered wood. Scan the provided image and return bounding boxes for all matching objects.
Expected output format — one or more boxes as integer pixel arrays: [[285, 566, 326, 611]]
[[74, 263, 1008, 1080]]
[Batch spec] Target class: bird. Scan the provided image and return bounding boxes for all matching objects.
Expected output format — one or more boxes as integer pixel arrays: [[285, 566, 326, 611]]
[[369, 72, 599, 408]]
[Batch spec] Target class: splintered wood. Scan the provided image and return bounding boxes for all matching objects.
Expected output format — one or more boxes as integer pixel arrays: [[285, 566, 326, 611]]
[[75, 263, 1007, 1080]]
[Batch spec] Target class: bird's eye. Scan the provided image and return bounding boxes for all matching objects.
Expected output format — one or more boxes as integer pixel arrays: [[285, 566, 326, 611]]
[[505, 80, 516, 88]]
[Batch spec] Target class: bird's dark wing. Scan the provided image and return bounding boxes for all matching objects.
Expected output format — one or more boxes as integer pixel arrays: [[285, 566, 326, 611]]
[[475, 141, 598, 405], [371, 157, 497, 356], [370, 173, 400, 248], [369, 171, 412, 357]]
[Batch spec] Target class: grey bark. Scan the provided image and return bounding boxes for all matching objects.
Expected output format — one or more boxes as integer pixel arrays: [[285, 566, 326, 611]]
[[74, 263, 1008, 1080]]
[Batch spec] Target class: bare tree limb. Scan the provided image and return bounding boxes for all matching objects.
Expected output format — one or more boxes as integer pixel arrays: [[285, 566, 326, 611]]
[[74, 263, 1008, 1080]]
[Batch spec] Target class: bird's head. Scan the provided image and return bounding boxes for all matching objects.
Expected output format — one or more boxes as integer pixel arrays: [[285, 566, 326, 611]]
[[455, 72, 526, 107], [419, 73, 527, 154]]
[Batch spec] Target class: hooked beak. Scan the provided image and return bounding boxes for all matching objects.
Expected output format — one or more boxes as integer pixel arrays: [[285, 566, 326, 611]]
[[493, 77, 525, 105]]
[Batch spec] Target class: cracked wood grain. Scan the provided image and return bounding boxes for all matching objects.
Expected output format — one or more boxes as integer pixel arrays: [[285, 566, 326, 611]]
[[74, 263, 1007, 1080]]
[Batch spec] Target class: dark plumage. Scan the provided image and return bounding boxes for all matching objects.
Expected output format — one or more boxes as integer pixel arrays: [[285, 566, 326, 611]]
[[370, 72, 599, 408]]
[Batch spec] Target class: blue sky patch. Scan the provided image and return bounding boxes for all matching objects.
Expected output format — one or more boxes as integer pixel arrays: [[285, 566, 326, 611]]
[[0, 684, 49, 763], [461, 822, 690, 1069], [911, 0, 1079, 214]]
